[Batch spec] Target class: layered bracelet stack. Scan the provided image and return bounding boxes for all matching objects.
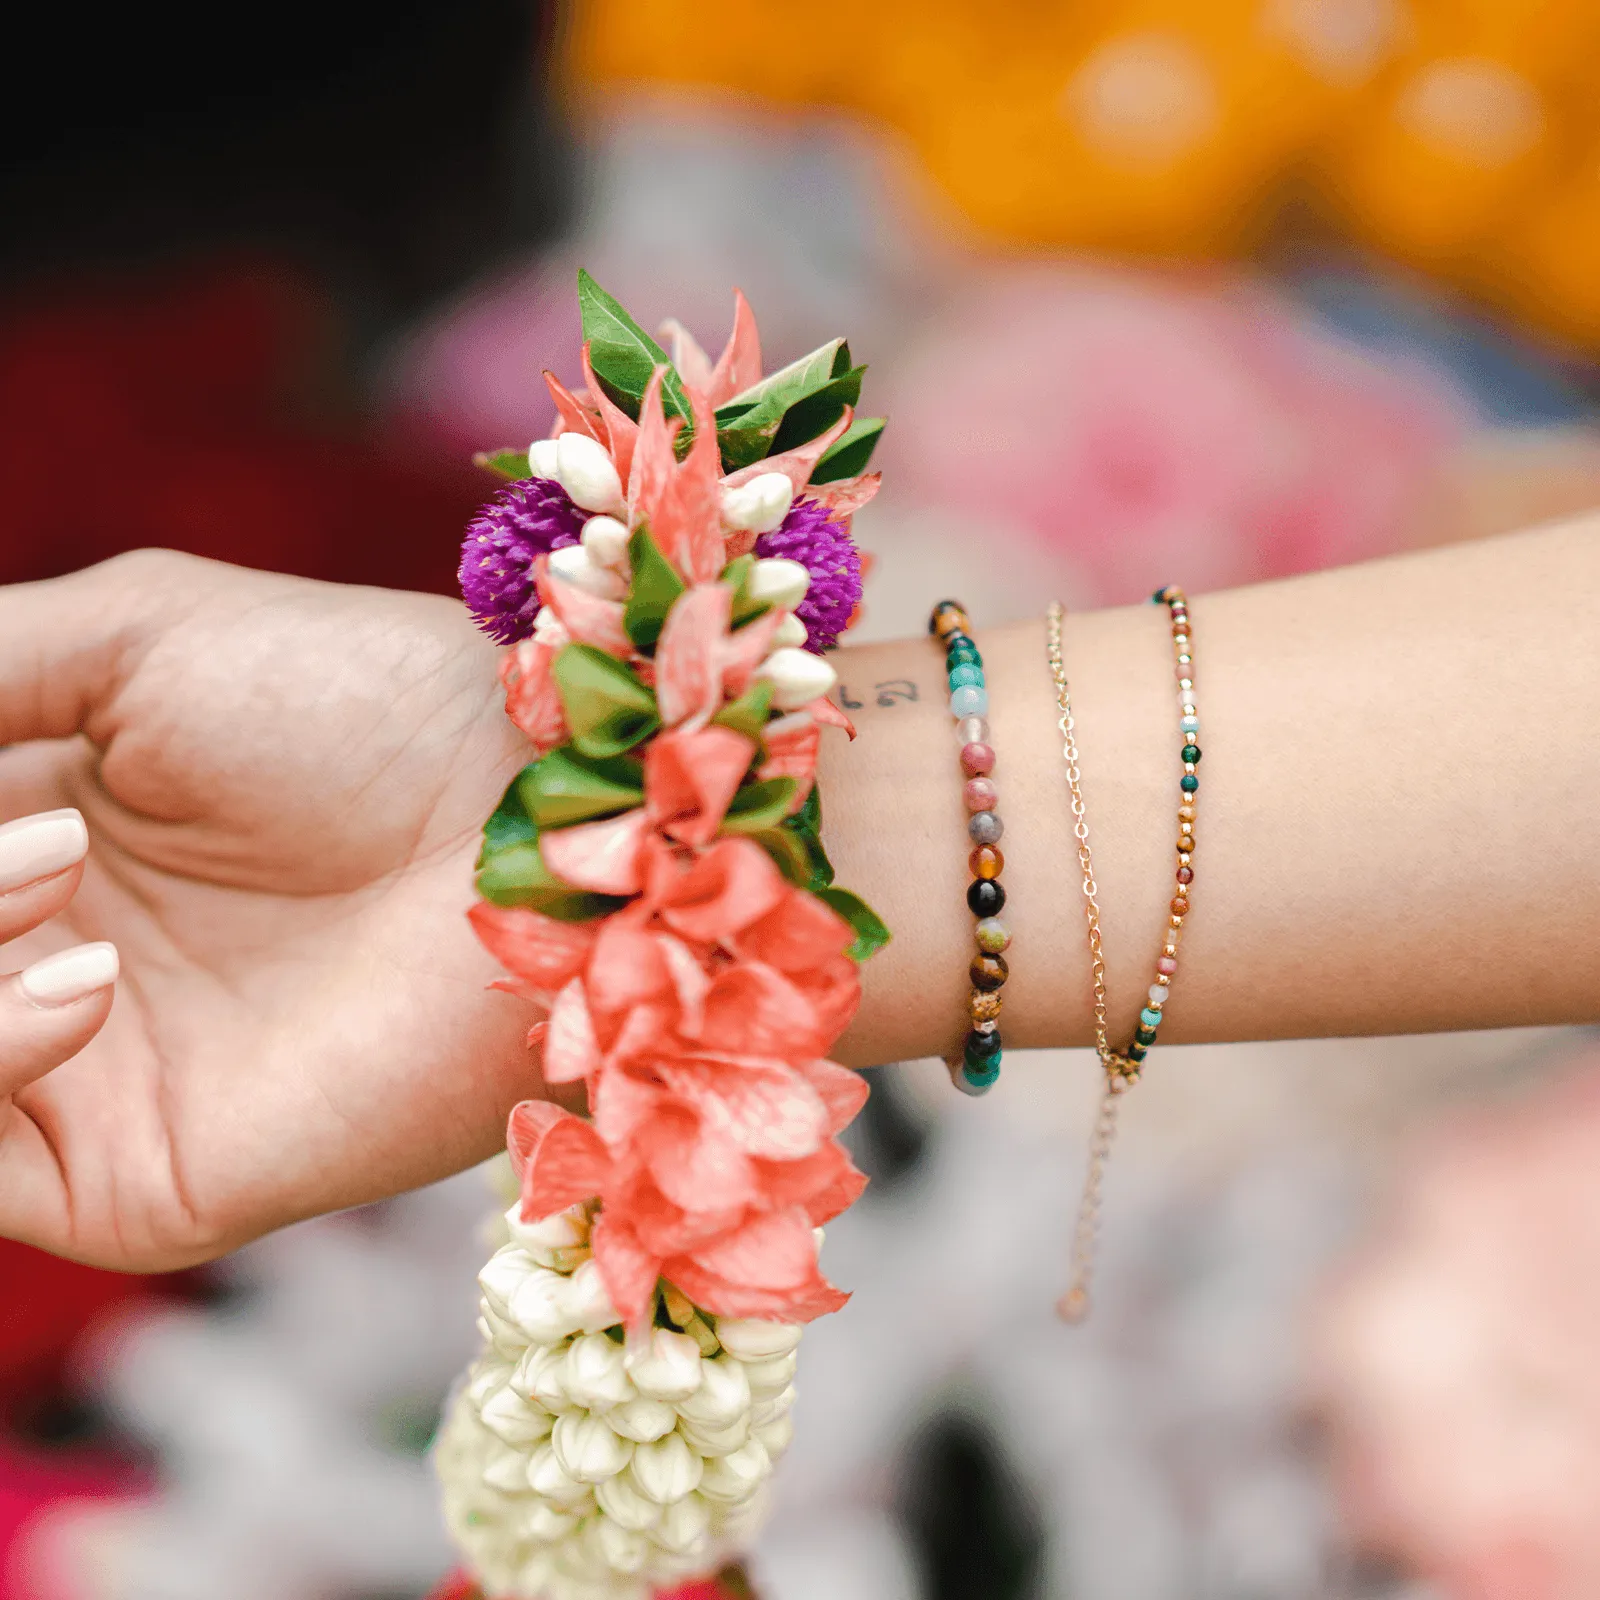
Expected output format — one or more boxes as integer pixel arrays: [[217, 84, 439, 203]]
[[929, 599, 1008, 1097]]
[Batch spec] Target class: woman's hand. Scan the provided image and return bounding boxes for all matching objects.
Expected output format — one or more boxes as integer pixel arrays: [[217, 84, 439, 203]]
[[0, 551, 537, 1271]]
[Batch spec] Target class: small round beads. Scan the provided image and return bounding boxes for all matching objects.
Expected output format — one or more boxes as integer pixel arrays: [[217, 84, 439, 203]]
[[1134, 585, 1200, 1067], [932, 599, 1010, 1097]]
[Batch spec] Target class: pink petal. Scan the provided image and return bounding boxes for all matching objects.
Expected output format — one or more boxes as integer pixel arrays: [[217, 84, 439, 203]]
[[536, 559, 632, 657], [672, 385, 728, 584], [656, 838, 788, 944], [654, 583, 731, 730], [644, 723, 756, 847], [717, 605, 784, 698], [738, 886, 853, 973], [700, 963, 825, 1059], [507, 1099, 566, 1178], [806, 472, 882, 517], [658, 317, 715, 392], [664, 1261, 850, 1324], [539, 808, 648, 895], [655, 934, 710, 1038], [680, 1207, 820, 1293], [469, 902, 596, 996], [542, 370, 603, 441], [590, 1062, 666, 1149], [721, 406, 853, 493], [753, 1140, 867, 1221], [580, 341, 639, 487], [643, 1105, 758, 1213], [507, 1102, 612, 1218], [590, 1213, 662, 1328], [708, 288, 763, 406], [543, 977, 602, 1083], [659, 1057, 828, 1161], [499, 639, 569, 753], [603, 1000, 681, 1071], [756, 713, 820, 804], [793, 1058, 870, 1135], [585, 923, 671, 1017], [808, 693, 857, 738], [627, 365, 682, 530]]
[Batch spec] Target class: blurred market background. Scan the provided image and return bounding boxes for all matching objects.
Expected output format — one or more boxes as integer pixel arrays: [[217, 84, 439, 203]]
[[5, 2, 1600, 1597]]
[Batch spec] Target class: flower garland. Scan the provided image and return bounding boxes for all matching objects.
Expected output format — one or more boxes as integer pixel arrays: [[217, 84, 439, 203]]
[[434, 273, 889, 1600]]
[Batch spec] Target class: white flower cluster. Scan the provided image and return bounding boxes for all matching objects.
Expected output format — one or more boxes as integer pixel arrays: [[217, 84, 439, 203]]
[[436, 1203, 801, 1600]]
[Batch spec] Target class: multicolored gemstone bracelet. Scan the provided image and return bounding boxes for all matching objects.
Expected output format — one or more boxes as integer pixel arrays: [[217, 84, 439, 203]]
[[929, 599, 1010, 1096]]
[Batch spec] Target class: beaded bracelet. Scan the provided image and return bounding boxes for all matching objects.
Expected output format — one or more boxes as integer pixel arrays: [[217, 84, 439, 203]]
[[1046, 586, 1199, 1321], [930, 599, 1008, 1096]]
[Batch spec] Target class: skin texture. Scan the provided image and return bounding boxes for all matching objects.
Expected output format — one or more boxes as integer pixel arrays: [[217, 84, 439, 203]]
[[0, 519, 1596, 1271]]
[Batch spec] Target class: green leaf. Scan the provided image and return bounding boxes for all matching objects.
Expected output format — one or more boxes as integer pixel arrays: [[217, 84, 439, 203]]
[[750, 825, 811, 885], [518, 747, 644, 830], [473, 448, 531, 481], [718, 776, 799, 835], [479, 772, 540, 862], [476, 842, 630, 921], [811, 417, 885, 484], [815, 887, 892, 963], [781, 783, 834, 891], [769, 365, 864, 458], [712, 678, 773, 743], [578, 269, 690, 425], [623, 525, 688, 652], [714, 338, 852, 471], [551, 643, 661, 758]]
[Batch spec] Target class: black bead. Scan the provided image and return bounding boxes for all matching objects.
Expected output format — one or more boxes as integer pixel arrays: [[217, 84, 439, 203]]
[[965, 1027, 1003, 1058], [966, 878, 1006, 916]]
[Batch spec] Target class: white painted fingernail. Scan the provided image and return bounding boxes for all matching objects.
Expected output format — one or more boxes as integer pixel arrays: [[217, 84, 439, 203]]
[[0, 810, 88, 892], [19, 942, 119, 1007]]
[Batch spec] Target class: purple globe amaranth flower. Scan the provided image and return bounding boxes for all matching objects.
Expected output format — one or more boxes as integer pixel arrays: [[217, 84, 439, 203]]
[[459, 476, 587, 644], [755, 498, 862, 654]]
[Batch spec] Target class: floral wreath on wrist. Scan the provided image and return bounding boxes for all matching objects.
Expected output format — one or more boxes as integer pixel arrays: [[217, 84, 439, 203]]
[[433, 273, 889, 1600]]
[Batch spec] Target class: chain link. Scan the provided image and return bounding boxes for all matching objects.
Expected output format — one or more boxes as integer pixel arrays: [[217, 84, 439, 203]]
[[1046, 601, 1138, 1323]]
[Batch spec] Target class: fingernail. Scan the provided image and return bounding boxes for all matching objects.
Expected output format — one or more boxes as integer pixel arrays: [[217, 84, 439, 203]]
[[0, 809, 88, 892], [19, 942, 119, 1007]]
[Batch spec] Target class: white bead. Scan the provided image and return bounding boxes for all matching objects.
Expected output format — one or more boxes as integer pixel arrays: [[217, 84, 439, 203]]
[[555, 431, 626, 514], [547, 543, 626, 601], [714, 1319, 803, 1361], [1148, 983, 1170, 1005], [581, 514, 632, 571], [624, 1329, 703, 1401], [746, 556, 810, 611], [675, 1355, 751, 1428], [754, 646, 837, 712], [720, 470, 794, 533], [528, 437, 561, 478], [772, 612, 808, 649], [956, 715, 990, 745], [565, 1332, 637, 1411], [552, 1411, 634, 1483], [628, 1429, 703, 1504]]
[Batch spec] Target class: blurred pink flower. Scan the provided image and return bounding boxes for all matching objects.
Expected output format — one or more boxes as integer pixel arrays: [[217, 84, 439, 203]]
[[884, 266, 1468, 602]]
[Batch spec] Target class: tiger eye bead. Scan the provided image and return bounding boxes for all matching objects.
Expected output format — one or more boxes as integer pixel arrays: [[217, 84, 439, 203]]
[[969, 844, 1004, 879], [969, 990, 1003, 1024], [970, 952, 1009, 991], [930, 602, 970, 640]]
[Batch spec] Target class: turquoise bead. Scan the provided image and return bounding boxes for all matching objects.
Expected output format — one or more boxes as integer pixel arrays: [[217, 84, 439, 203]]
[[948, 664, 984, 689], [1180, 715, 1199, 734], [1180, 773, 1199, 792], [958, 1056, 1001, 1095], [1139, 1006, 1163, 1029], [947, 645, 982, 669], [950, 685, 989, 718]]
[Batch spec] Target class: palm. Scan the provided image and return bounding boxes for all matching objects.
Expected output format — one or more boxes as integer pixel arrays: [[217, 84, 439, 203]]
[[0, 553, 538, 1270]]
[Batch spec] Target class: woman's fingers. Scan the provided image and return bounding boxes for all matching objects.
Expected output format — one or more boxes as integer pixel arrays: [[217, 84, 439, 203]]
[[0, 809, 88, 944], [0, 941, 118, 1099]]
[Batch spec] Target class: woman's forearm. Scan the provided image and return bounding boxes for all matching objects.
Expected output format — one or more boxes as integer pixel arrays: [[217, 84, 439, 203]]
[[822, 516, 1600, 1066]]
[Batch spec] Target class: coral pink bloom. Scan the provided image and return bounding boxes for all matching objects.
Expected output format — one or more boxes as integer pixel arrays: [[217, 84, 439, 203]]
[[508, 1099, 613, 1219], [579, 343, 638, 486], [535, 557, 631, 658], [498, 637, 569, 754], [645, 724, 756, 847], [629, 367, 725, 584], [666, 1207, 849, 1322], [653, 584, 787, 731], [756, 712, 820, 804], [467, 903, 595, 1002], [538, 808, 650, 896], [541, 369, 603, 442], [660, 289, 762, 406]]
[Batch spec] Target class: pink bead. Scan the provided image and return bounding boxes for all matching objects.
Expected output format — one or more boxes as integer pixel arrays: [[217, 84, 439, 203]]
[[963, 777, 998, 813], [960, 742, 995, 777], [1157, 956, 1178, 976]]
